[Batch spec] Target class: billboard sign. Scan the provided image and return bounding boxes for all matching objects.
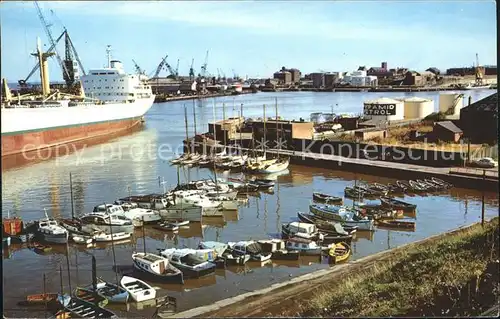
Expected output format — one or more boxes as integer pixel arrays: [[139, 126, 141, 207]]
[[364, 103, 397, 116]]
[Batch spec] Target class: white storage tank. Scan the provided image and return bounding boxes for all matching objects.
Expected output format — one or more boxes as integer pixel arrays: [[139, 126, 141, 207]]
[[439, 93, 463, 115], [363, 97, 404, 121], [399, 97, 435, 119]]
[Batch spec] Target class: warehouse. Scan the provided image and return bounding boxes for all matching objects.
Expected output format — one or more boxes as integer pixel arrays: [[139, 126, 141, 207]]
[[459, 93, 498, 143]]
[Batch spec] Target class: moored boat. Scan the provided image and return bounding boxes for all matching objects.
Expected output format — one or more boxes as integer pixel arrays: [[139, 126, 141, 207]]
[[285, 237, 332, 255], [159, 249, 216, 279], [327, 242, 351, 263], [74, 287, 109, 308], [312, 192, 343, 204], [132, 252, 184, 284], [380, 197, 417, 212], [120, 275, 156, 302], [56, 295, 117, 319], [376, 219, 416, 230]]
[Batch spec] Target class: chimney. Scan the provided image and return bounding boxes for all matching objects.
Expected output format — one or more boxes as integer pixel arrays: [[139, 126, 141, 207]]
[[381, 62, 388, 70]]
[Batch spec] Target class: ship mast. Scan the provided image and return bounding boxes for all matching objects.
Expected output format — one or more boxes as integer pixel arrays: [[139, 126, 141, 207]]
[[106, 45, 112, 68]]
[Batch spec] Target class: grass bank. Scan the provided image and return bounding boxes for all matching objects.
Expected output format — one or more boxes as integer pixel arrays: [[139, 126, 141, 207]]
[[298, 218, 499, 317]]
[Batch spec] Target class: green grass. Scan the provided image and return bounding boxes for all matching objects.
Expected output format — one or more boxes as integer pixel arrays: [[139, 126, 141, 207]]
[[301, 218, 499, 317]]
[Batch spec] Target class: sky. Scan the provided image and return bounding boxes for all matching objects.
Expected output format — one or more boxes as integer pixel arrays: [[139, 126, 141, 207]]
[[1, 0, 497, 82]]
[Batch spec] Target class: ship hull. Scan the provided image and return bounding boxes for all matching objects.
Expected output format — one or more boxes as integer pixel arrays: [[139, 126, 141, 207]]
[[1, 96, 154, 161], [1, 116, 143, 157]]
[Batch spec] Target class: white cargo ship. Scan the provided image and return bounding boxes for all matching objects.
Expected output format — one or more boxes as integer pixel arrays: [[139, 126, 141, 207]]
[[1, 44, 154, 157]]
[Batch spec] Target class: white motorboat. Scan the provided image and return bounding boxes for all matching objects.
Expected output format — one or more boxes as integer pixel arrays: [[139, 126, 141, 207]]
[[94, 231, 132, 242], [281, 222, 325, 241], [36, 216, 69, 244], [251, 158, 290, 174], [227, 240, 272, 262], [94, 203, 160, 225], [120, 275, 156, 302], [158, 203, 203, 222], [208, 195, 238, 210], [131, 252, 184, 284], [80, 211, 135, 234], [158, 248, 216, 278], [72, 235, 93, 244]]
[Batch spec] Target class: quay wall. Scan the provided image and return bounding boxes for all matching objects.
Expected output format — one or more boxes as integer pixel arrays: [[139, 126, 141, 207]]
[[165, 220, 492, 318]]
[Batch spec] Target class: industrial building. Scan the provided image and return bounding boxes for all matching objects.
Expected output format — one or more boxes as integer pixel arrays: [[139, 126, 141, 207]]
[[402, 71, 425, 86], [311, 73, 325, 88], [273, 67, 301, 85], [343, 70, 378, 87], [446, 65, 497, 76], [367, 62, 394, 78], [324, 72, 342, 87], [459, 93, 498, 143], [430, 121, 463, 143]]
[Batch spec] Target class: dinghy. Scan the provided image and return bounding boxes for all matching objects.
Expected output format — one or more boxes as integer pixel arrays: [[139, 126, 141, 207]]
[[312, 192, 343, 204], [380, 197, 417, 212], [74, 287, 109, 308], [57, 295, 117, 318], [94, 232, 132, 242], [120, 276, 156, 302], [328, 242, 351, 263], [72, 235, 93, 245], [152, 222, 179, 232]]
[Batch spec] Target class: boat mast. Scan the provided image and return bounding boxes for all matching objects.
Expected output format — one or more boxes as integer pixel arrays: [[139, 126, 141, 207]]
[[222, 102, 227, 150], [275, 97, 279, 160], [212, 98, 218, 157], [107, 205, 119, 286], [184, 105, 190, 156], [106, 45, 112, 68], [193, 99, 197, 137], [70, 172, 75, 220], [142, 216, 146, 254], [65, 242, 72, 293], [240, 103, 244, 159], [263, 104, 266, 158], [212, 99, 219, 195]]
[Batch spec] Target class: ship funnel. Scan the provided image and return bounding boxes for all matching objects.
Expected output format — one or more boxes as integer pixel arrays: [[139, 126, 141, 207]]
[[2, 78, 12, 102]]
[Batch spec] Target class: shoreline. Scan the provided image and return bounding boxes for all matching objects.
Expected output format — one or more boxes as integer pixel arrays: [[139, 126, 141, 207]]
[[163, 217, 498, 318]]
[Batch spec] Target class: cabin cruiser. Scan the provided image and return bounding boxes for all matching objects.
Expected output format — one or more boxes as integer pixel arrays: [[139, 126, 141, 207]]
[[227, 240, 272, 262], [94, 203, 161, 224], [80, 210, 134, 234], [168, 190, 222, 211], [36, 217, 69, 244], [158, 248, 216, 278]]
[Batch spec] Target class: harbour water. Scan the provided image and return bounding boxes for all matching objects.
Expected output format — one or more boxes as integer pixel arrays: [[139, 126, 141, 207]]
[[2, 91, 498, 317]]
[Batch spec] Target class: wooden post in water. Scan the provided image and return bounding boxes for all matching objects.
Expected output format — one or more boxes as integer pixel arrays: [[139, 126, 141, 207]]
[[481, 170, 485, 226], [240, 103, 244, 157], [142, 216, 146, 254], [43, 273, 47, 317], [91, 255, 98, 306], [70, 172, 75, 220]]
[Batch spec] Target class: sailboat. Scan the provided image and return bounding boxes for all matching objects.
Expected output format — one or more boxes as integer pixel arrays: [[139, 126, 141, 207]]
[[249, 98, 289, 174]]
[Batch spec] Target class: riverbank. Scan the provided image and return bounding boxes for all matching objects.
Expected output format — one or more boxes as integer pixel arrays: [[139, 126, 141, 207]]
[[172, 217, 498, 318], [154, 90, 255, 103]]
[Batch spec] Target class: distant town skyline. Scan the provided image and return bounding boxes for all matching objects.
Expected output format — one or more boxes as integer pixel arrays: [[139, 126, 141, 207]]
[[1, 1, 497, 82]]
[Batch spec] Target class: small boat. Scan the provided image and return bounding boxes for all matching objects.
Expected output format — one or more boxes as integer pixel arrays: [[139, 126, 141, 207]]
[[282, 221, 325, 241], [32, 242, 52, 253], [248, 179, 275, 189], [83, 279, 128, 304], [328, 242, 351, 263], [120, 275, 156, 302], [416, 179, 440, 191], [94, 232, 132, 242], [387, 183, 406, 194], [36, 214, 69, 244], [431, 177, 453, 188], [309, 204, 346, 222], [298, 212, 359, 233], [376, 220, 416, 230], [257, 239, 287, 253], [170, 154, 188, 165], [271, 250, 300, 261], [344, 187, 365, 199], [198, 241, 229, 256], [215, 252, 250, 266], [396, 180, 413, 192], [159, 249, 216, 279], [409, 180, 428, 192], [285, 238, 331, 255], [170, 220, 189, 227], [152, 222, 179, 232], [297, 212, 356, 236], [228, 241, 272, 262], [58, 295, 117, 318], [72, 235, 93, 244], [17, 293, 60, 306], [132, 252, 184, 284], [380, 197, 417, 212], [74, 287, 108, 308], [312, 192, 343, 204]]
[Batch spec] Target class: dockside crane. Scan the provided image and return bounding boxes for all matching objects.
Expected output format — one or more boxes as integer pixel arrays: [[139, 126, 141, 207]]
[[199, 50, 209, 79], [175, 59, 180, 78], [189, 58, 195, 81], [132, 59, 145, 76], [475, 53, 484, 86], [151, 55, 169, 79], [34, 1, 70, 85]]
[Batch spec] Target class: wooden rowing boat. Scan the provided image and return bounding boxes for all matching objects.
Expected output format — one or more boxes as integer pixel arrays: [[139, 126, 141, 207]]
[[380, 197, 417, 212], [312, 192, 343, 204], [376, 219, 416, 230], [328, 242, 351, 263]]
